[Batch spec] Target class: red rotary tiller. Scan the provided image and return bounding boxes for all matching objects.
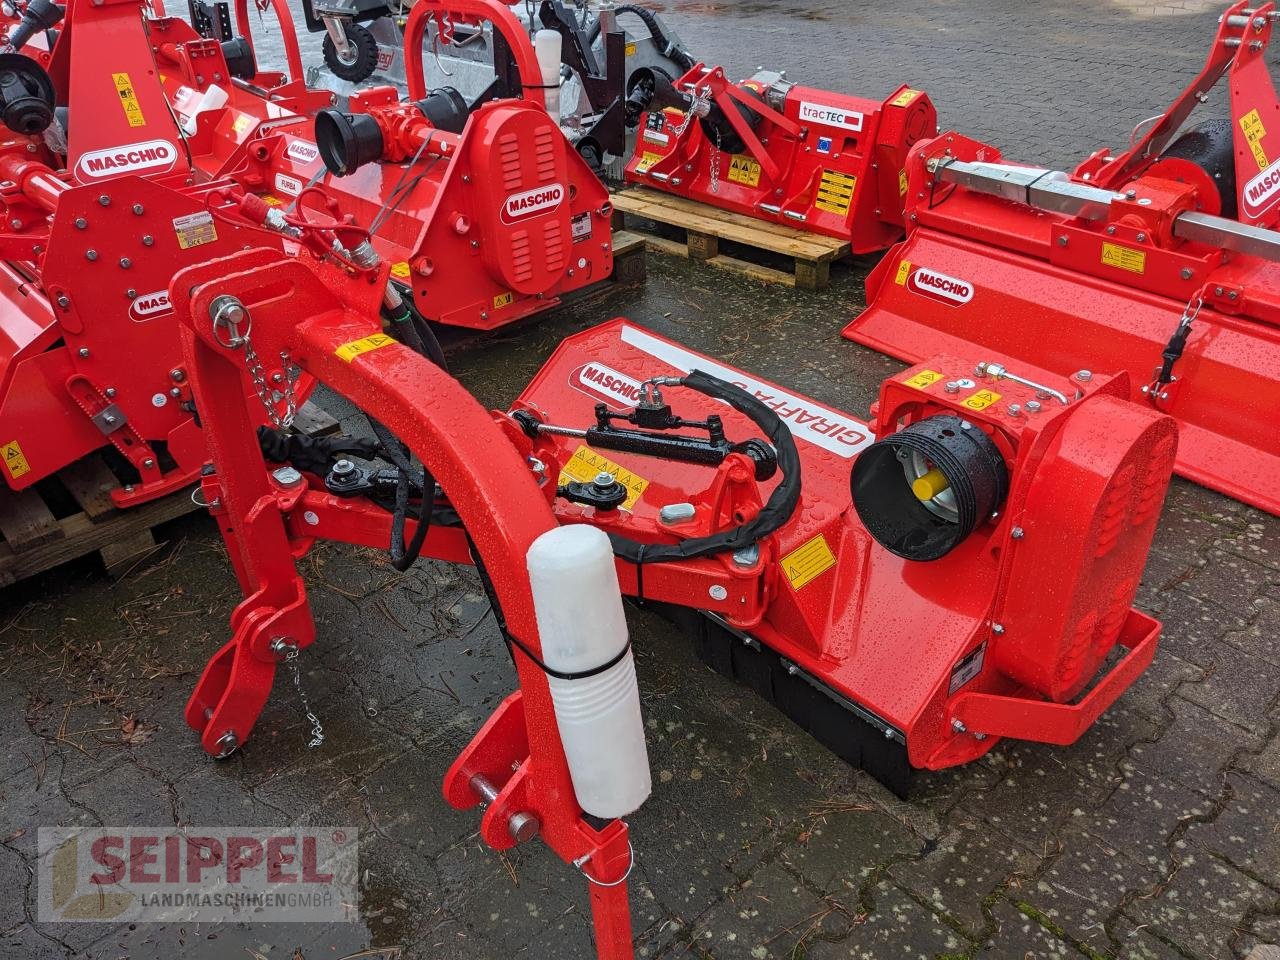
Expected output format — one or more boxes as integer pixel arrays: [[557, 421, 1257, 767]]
[[622, 61, 937, 251], [0, 0, 610, 503], [847, 1, 1280, 515]]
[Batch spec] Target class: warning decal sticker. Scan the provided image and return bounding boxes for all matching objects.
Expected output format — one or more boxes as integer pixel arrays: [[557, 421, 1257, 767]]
[[903, 369, 943, 390], [558, 446, 649, 509], [962, 389, 1001, 411], [493, 291, 515, 310], [894, 259, 912, 285], [1241, 108, 1269, 171], [113, 73, 146, 128], [635, 151, 663, 174], [781, 534, 837, 591], [727, 155, 762, 187], [1100, 241, 1146, 275], [390, 261, 412, 279], [1, 440, 30, 480], [334, 333, 395, 362], [815, 170, 857, 216], [890, 88, 922, 108]]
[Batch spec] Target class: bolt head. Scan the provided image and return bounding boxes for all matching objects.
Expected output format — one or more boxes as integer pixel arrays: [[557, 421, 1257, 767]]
[[142, 458, 155, 469], [74, 217, 87, 230], [56, 294, 70, 308], [1011, 526, 1025, 539], [1074, 369, 1093, 382], [85, 249, 98, 261], [104, 387, 116, 398], [97, 195, 110, 207], [992, 623, 1005, 635], [170, 368, 185, 382], [142, 235, 154, 246], [119, 258, 131, 269], [1180, 267, 1193, 280], [132, 203, 144, 215], [78, 347, 90, 358]]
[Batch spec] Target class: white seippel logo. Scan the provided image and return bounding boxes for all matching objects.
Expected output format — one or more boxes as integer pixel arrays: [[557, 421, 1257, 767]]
[[798, 100, 863, 133], [76, 140, 177, 180], [286, 140, 319, 164], [129, 290, 171, 321], [1243, 156, 1280, 218], [908, 267, 974, 306], [571, 361, 644, 410], [502, 184, 565, 223]]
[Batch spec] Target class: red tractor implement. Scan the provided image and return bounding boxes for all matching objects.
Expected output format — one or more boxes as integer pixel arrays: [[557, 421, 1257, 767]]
[[846, 1, 1280, 515], [622, 62, 937, 251], [172, 203, 1175, 951], [0, 0, 610, 505], [152, 0, 615, 330], [0, 0, 325, 506]]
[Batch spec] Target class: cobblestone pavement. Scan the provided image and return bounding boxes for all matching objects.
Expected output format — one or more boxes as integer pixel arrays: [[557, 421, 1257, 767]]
[[3, 2, 1280, 959]]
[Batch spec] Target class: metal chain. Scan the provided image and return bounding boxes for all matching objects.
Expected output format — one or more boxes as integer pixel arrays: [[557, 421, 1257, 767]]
[[709, 127, 721, 195], [669, 84, 710, 139], [285, 648, 325, 749], [244, 338, 297, 430]]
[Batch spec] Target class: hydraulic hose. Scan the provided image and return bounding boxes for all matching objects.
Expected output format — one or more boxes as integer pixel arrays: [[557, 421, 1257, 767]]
[[369, 293, 448, 571], [614, 4, 695, 72], [606, 369, 801, 565]]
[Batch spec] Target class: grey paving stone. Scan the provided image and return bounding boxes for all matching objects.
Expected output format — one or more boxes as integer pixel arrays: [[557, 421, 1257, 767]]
[[888, 818, 1039, 937], [1128, 697, 1262, 798], [1184, 772, 1280, 885], [805, 882, 965, 960], [1124, 853, 1277, 960]]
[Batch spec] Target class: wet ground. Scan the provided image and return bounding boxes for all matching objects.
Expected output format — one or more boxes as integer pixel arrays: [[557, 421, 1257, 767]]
[[5, 1, 1280, 959]]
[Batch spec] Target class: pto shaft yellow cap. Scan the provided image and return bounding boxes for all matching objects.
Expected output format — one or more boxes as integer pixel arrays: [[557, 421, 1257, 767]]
[[912, 467, 950, 501]]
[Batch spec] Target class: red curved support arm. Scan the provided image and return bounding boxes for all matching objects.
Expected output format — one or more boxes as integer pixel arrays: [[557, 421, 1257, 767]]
[[233, 0, 304, 86], [402, 0, 543, 101]]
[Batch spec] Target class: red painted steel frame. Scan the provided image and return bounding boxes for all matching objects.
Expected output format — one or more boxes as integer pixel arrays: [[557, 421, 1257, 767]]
[[512, 320, 1176, 772], [402, 0, 544, 101], [847, 2, 1280, 515], [624, 62, 937, 250], [171, 249, 635, 959]]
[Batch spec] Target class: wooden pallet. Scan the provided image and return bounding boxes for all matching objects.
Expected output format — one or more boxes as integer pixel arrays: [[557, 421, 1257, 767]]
[[0, 399, 340, 586], [610, 187, 850, 290]]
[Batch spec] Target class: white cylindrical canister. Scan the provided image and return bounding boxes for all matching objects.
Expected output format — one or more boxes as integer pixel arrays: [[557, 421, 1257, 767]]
[[526, 524, 651, 818], [534, 29, 562, 121]]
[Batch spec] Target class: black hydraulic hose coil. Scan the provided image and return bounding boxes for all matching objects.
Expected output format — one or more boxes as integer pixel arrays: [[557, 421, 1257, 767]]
[[607, 368, 801, 565], [851, 415, 1007, 562], [613, 4, 696, 72]]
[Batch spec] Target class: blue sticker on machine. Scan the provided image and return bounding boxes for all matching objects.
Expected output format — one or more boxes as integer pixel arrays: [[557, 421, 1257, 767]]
[[816, 136, 833, 154]]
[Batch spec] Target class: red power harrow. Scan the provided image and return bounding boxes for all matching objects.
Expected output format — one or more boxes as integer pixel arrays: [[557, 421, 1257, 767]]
[[173, 225, 1175, 952], [847, 0, 1280, 515], [0, 0, 610, 502], [622, 61, 937, 250]]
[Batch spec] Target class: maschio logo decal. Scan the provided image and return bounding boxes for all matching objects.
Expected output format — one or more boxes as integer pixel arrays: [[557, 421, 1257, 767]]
[[907, 267, 974, 306], [570, 362, 644, 410], [1243, 156, 1280, 219], [286, 140, 319, 165], [128, 290, 171, 321], [798, 100, 864, 132], [502, 184, 565, 223], [76, 140, 177, 180]]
